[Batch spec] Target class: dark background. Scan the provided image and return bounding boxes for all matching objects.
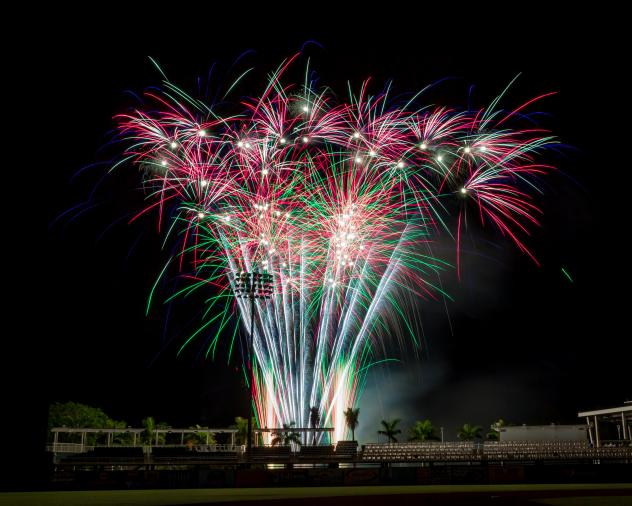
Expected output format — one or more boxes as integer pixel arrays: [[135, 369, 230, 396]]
[[7, 12, 628, 487]]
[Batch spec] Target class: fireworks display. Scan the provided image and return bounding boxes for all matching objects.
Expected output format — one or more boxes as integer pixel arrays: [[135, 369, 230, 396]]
[[113, 56, 557, 442]]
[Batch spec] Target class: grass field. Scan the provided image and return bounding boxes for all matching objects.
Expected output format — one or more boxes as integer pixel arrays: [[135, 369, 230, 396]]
[[1, 484, 631, 506]]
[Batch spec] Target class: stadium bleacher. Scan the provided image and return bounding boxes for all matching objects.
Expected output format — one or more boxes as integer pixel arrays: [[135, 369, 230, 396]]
[[248, 445, 292, 462], [152, 446, 239, 462], [361, 441, 632, 462], [62, 446, 144, 463], [335, 440, 358, 458], [362, 442, 477, 462], [298, 445, 334, 459], [55, 440, 632, 467]]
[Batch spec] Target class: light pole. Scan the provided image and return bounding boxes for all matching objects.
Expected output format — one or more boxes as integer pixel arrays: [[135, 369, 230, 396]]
[[234, 269, 273, 456]]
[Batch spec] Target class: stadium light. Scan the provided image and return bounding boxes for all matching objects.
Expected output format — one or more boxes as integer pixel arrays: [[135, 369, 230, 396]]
[[233, 269, 273, 456]]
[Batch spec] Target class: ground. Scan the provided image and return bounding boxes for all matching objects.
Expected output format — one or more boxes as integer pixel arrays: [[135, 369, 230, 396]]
[[1, 484, 631, 505]]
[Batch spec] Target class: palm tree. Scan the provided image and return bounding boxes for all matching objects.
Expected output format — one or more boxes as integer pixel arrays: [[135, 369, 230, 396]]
[[457, 423, 483, 441], [271, 422, 301, 447], [184, 425, 216, 447], [309, 406, 320, 445], [378, 419, 402, 443], [343, 407, 360, 441], [487, 418, 506, 440], [141, 416, 155, 446], [232, 416, 256, 446], [234, 416, 248, 445], [409, 419, 437, 441]]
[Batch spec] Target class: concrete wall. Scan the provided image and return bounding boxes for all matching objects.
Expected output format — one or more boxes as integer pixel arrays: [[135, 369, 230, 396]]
[[499, 425, 587, 442]]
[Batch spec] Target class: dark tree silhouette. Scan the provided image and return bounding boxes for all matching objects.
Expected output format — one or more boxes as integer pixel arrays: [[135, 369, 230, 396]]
[[486, 418, 506, 440], [409, 419, 437, 441], [343, 407, 360, 441], [378, 419, 402, 442], [271, 422, 301, 447], [457, 423, 483, 441]]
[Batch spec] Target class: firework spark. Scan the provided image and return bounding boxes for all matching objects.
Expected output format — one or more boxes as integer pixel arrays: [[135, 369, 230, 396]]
[[113, 57, 557, 442]]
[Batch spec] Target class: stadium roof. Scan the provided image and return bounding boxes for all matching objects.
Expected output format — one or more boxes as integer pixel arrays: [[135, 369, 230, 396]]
[[577, 406, 632, 417]]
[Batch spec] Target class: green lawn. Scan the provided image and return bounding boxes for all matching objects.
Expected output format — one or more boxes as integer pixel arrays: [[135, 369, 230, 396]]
[[1, 484, 631, 506], [535, 498, 632, 506]]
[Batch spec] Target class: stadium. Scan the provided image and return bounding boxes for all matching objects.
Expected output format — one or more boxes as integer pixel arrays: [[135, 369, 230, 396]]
[[46, 402, 631, 489]]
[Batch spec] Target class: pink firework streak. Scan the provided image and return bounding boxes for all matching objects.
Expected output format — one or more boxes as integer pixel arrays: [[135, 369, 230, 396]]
[[113, 57, 557, 442]]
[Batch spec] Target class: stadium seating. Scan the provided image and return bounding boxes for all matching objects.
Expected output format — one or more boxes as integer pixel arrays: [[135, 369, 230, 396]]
[[335, 440, 358, 458], [360, 441, 632, 463], [298, 445, 334, 459], [62, 446, 144, 463], [249, 445, 292, 462], [483, 441, 592, 461], [152, 446, 194, 460], [57, 440, 632, 467], [150, 446, 239, 462], [362, 442, 477, 462]]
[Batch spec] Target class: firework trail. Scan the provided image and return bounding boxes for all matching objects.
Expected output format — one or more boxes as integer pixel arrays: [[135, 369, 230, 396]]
[[113, 56, 556, 442]]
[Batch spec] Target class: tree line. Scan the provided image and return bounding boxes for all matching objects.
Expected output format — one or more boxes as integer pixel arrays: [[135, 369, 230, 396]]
[[343, 408, 507, 442], [48, 402, 507, 446], [48, 402, 249, 446]]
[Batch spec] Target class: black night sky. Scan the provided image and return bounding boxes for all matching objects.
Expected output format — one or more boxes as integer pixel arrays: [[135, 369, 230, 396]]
[[10, 15, 629, 472]]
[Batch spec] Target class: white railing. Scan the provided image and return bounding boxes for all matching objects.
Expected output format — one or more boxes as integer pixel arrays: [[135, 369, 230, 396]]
[[46, 443, 95, 453], [193, 444, 245, 453], [46, 442, 247, 453]]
